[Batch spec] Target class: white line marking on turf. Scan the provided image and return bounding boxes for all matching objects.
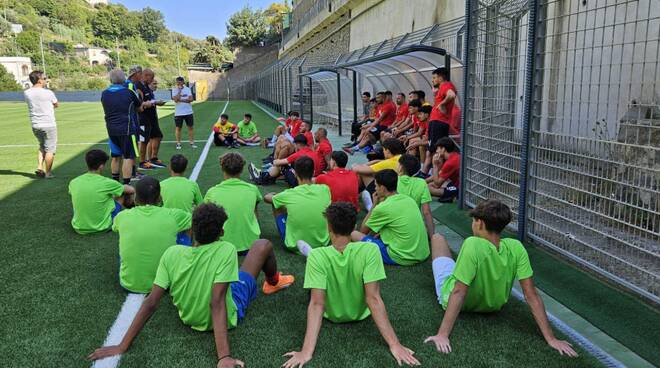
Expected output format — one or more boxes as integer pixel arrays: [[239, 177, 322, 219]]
[[0, 140, 208, 149], [251, 100, 281, 120], [93, 100, 230, 368]]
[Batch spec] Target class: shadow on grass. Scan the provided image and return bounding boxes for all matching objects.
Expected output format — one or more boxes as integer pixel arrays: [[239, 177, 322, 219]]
[[0, 169, 39, 178]]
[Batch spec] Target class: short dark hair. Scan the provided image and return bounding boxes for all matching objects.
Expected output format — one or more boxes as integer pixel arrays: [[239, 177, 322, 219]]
[[135, 176, 160, 205], [376, 91, 385, 96], [419, 105, 433, 115], [294, 156, 315, 180], [397, 92, 406, 98], [176, 76, 184, 82], [469, 200, 512, 233], [290, 111, 300, 117], [324, 202, 357, 236], [293, 134, 308, 145], [220, 152, 245, 176], [302, 120, 312, 129], [409, 99, 422, 108], [362, 91, 371, 98], [433, 67, 450, 81], [85, 149, 109, 170], [244, 113, 252, 119], [375, 169, 398, 192], [398, 154, 420, 176], [382, 138, 405, 156], [384, 90, 393, 96], [316, 127, 327, 138], [170, 154, 188, 174], [415, 90, 426, 100], [29, 70, 44, 85], [436, 137, 457, 153], [220, 113, 229, 119], [193, 203, 228, 244], [331, 151, 348, 168]]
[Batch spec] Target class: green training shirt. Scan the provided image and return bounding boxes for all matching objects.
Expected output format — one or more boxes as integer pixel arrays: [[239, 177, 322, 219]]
[[154, 240, 240, 331], [272, 184, 331, 252], [441, 236, 534, 312], [204, 178, 263, 252], [69, 173, 124, 234], [237, 120, 257, 138], [397, 175, 432, 207], [304, 242, 387, 323], [113, 205, 192, 293], [161, 176, 203, 213], [366, 193, 429, 265]]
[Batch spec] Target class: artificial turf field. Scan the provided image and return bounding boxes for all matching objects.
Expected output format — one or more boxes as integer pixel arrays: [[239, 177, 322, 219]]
[[0, 100, 604, 367]]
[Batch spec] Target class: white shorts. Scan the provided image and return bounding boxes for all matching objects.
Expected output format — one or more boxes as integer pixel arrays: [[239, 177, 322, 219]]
[[432, 256, 456, 305]]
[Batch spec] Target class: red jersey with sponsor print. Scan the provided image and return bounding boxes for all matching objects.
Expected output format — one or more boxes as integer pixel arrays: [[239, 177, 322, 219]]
[[430, 81, 457, 123], [290, 120, 303, 137], [378, 101, 397, 127], [287, 147, 322, 176], [315, 168, 359, 211]]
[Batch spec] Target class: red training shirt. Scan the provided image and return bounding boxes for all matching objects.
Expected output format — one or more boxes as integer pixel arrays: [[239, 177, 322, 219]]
[[286, 147, 322, 177], [315, 138, 333, 172], [291, 120, 303, 137], [315, 168, 359, 211], [450, 104, 462, 135], [395, 103, 409, 123], [378, 101, 397, 127], [304, 131, 314, 146], [430, 81, 457, 123], [439, 152, 461, 187]]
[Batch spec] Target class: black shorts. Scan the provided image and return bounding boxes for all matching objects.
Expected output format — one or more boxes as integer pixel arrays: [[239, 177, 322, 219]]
[[174, 114, 194, 128], [438, 181, 459, 202], [109, 134, 138, 159], [369, 124, 388, 139], [427, 120, 450, 150], [147, 119, 163, 139]]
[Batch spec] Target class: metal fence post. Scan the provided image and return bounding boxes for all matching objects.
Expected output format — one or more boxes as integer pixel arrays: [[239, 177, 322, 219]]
[[309, 76, 314, 125], [337, 72, 342, 136], [457, 0, 472, 210], [517, 0, 540, 241], [299, 66, 304, 121], [352, 69, 358, 124]]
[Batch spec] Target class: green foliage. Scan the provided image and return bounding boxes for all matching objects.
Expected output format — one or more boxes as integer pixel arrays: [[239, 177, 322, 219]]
[[138, 7, 165, 43], [0, 65, 22, 91], [91, 4, 138, 41], [15, 30, 41, 56], [192, 36, 234, 70], [225, 6, 268, 48], [263, 2, 290, 39], [52, 2, 90, 28]]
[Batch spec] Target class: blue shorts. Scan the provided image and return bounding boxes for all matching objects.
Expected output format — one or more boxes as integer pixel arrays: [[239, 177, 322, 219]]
[[275, 214, 287, 242], [362, 236, 399, 265], [176, 231, 192, 246], [230, 271, 257, 323], [111, 201, 122, 220]]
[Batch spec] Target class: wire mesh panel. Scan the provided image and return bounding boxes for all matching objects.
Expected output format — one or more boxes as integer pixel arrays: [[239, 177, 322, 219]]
[[527, 0, 660, 301], [463, 0, 531, 228]]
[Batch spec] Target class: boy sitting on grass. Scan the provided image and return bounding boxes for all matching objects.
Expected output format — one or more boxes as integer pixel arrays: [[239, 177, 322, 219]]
[[250, 134, 321, 186], [205, 152, 263, 255], [236, 113, 260, 146], [213, 113, 239, 148], [264, 156, 331, 254], [113, 176, 191, 293], [424, 199, 578, 357], [397, 154, 435, 239], [160, 154, 202, 245], [89, 203, 295, 366], [69, 149, 135, 235], [350, 169, 430, 266], [282, 202, 420, 368]]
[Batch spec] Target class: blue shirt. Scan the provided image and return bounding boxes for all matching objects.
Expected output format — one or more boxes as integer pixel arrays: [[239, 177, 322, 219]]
[[101, 84, 141, 136]]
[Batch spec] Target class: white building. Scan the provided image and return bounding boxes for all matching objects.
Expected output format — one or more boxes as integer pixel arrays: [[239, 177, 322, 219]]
[[0, 57, 32, 89], [73, 44, 111, 66], [86, 0, 108, 5]]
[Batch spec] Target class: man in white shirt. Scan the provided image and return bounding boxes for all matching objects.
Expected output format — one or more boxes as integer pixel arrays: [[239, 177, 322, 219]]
[[24, 70, 58, 179], [172, 76, 195, 149]]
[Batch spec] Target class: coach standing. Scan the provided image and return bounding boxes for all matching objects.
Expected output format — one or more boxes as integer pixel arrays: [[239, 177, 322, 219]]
[[102, 69, 152, 184], [172, 76, 195, 150], [24, 70, 58, 179]]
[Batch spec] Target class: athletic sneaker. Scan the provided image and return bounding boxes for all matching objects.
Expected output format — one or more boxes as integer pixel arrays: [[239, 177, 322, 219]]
[[262, 273, 295, 295], [176, 143, 182, 150], [44, 172, 55, 179], [149, 159, 167, 168], [139, 161, 155, 170], [232, 141, 241, 148], [35, 169, 45, 178], [130, 172, 146, 182], [248, 163, 260, 182], [244, 142, 260, 147], [361, 146, 373, 154], [342, 146, 355, 155], [190, 142, 198, 149]]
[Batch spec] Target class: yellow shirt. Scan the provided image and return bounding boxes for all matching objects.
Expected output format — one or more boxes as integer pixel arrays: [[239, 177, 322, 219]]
[[214, 121, 235, 134], [369, 154, 402, 172]]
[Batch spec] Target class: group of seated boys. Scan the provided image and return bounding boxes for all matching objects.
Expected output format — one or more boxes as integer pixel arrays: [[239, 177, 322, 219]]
[[71, 105, 577, 366]]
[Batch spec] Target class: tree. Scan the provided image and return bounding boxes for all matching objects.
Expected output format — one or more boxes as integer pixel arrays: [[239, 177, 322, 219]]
[[225, 6, 268, 49], [263, 2, 290, 39], [16, 30, 41, 56], [52, 2, 90, 28], [91, 4, 138, 41], [138, 7, 165, 43], [0, 65, 22, 91], [192, 36, 234, 70]]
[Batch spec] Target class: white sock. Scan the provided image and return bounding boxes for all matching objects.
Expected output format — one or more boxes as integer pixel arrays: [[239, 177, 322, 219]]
[[271, 135, 277, 143], [361, 190, 373, 211], [296, 240, 312, 257]]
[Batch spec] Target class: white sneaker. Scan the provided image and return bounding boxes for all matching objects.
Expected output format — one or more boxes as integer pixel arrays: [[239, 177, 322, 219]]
[[296, 240, 312, 257], [190, 142, 198, 148], [176, 143, 182, 150]]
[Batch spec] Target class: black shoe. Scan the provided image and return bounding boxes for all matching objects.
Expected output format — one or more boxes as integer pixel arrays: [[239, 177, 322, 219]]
[[248, 163, 260, 182]]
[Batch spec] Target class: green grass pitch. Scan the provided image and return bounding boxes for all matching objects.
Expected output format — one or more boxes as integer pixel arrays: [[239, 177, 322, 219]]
[[0, 100, 601, 367]]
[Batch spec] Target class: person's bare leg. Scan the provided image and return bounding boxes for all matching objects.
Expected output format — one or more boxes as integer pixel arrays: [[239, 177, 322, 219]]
[[175, 127, 182, 144], [150, 138, 161, 160], [122, 159, 134, 180], [419, 144, 428, 163], [268, 165, 282, 178], [431, 234, 452, 260], [37, 150, 44, 172], [44, 152, 54, 174], [428, 183, 446, 197], [139, 141, 148, 163], [239, 239, 278, 280], [351, 230, 367, 242], [187, 126, 194, 144], [111, 157, 121, 176]]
